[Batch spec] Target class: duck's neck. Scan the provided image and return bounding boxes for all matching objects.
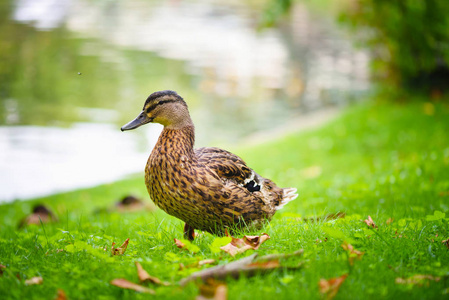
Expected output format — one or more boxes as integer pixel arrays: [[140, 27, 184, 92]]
[[155, 124, 196, 158]]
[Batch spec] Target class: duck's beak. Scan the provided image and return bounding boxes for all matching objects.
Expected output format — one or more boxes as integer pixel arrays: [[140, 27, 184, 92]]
[[121, 112, 153, 131]]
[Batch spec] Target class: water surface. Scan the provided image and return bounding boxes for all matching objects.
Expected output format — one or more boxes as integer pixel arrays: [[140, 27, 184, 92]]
[[0, 0, 369, 202]]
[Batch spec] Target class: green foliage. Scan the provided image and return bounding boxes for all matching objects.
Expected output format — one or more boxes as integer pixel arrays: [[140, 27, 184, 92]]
[[339, 0, 449, 90]]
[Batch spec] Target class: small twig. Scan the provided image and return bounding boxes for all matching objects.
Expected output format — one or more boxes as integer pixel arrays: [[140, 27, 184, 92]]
[[180, 254, 258, 286], [180, 249, 305, 286]]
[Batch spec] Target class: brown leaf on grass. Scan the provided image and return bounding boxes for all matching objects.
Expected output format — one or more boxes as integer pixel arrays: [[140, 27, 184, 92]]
[[363, 216, 377, 228], [25, 276, 43, 285], [197, 278, 228, 300], [54, 289, 67, 300], [111, 238, 129, 256], [319, 274, 348, 300], [135, 262, 170, 286], [442, 239, 449, 250], [174, 238, 186, 249], [341, 242, 364, 265], [386, 217, 394, 225], [220, 231, 270, 257], [0, 264, 6, 276], [110, 278, 155, 294], [395, 274, 441, 286], [439, 191, 449, 197]]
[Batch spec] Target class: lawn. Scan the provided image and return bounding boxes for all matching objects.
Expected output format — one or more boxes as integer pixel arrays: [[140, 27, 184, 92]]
[[1, 97, 448, 299]]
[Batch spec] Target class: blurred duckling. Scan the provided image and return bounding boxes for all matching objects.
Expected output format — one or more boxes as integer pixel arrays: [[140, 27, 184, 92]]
[[121, 90, 298, 240]]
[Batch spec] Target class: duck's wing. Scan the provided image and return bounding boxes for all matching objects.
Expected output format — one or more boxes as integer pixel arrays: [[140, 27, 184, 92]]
[[195, 147, 254, 186]]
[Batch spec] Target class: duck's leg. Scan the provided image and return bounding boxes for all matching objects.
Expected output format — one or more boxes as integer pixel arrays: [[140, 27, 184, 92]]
[[183, 223, 195, 241]]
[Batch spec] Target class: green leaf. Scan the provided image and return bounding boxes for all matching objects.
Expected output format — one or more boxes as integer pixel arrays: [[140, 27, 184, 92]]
[[209, 236, 232, 254], [178, 239, 200, 253], [164, 252, 180, 263], [280, 274, 294, 285], [398, 219, 407, 227], [323, 226, 354, 243], [426, 210, 445, 221]]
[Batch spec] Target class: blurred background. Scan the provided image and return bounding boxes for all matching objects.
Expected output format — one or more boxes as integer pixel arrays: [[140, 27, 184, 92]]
[[4, 0, 447, 203]]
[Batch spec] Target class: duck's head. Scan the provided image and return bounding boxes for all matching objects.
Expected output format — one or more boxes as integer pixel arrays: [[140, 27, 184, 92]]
[[121, 90, 191, 131]]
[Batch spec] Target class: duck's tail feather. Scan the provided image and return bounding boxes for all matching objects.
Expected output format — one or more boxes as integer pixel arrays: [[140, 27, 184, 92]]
[[276, 187, 298, 210]]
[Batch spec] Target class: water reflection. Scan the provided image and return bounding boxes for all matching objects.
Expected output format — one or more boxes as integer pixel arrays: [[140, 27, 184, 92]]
[[0, 0, 369, 202], [0, 123, 162, 201]]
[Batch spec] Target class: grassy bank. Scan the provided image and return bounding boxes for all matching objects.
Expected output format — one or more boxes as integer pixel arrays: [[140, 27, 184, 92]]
[[1, 98, 449, 299]]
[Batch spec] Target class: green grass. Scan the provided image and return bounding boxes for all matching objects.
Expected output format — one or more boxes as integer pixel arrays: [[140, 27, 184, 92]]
[[1, 98, 449, 299]]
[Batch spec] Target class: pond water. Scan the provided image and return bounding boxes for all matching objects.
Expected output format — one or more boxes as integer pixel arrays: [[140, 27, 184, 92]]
[[0, 0, 369, 202]]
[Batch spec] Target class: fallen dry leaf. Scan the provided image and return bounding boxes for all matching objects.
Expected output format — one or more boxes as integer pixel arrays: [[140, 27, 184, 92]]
[[135, 262, 170, 286], [197, 278, 228, 300], [25, 276, 44, 285], [341, 242, 364, 265], [111, 238, 130, 256], [54, 289, 67, 300], [363, 216, 377, 228], [110, 278, 155, 294], [220, 232, 270, 257], [319, 274, 348, 300], [386, 217, 394, 225], [395, 274, 441, 286], [442, 239, 449, 250], [174, 238, 186, 249], [0, 264, 6, 276]]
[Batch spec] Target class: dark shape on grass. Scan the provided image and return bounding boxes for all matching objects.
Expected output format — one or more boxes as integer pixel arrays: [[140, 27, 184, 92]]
[[319, 274, 348, 300], [110, 278, 155, 294], [0, 264, 6, 276], [197, 278, 228, 300], [116, 195, 146, 212], [18, 204, 58, 228], [180, 250, 304, 286], [303, 212, 346, 223]]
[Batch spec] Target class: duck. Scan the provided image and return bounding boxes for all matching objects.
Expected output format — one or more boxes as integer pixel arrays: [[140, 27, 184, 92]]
[[121, 90, 297, 240]]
